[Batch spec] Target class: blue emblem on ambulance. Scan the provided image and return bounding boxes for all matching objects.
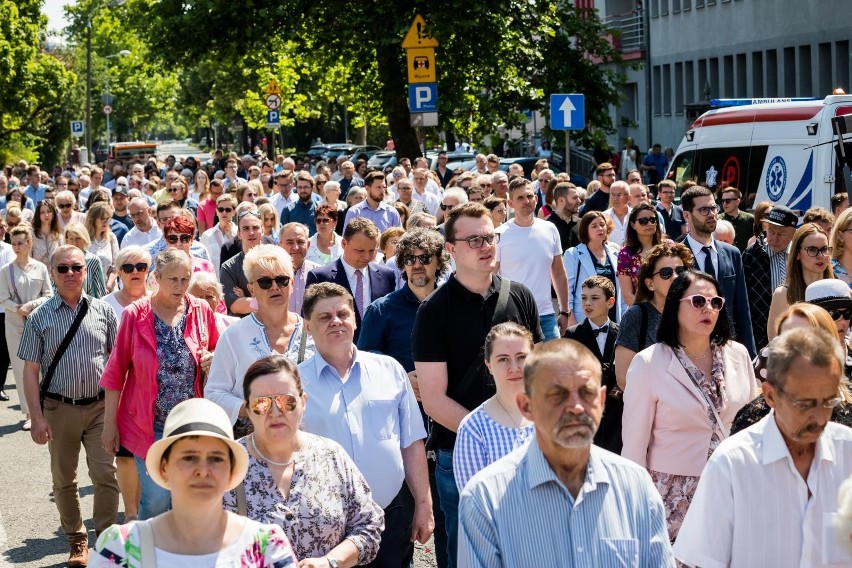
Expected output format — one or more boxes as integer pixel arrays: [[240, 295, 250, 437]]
[[766, 156, 787, 201]]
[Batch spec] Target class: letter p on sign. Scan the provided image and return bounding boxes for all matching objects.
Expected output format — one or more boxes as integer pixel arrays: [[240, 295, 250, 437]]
[[408, 83, 438, 113]]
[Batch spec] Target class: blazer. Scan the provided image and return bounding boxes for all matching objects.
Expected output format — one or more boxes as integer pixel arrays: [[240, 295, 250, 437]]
[[563, 242, 628, 324], [621, 341, 758, 477], [306, 258, 396, 341]]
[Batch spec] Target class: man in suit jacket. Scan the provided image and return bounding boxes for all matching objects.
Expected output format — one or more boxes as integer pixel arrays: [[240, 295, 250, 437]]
[[306, 217, 395, 342], [681, 186, 756, 358]]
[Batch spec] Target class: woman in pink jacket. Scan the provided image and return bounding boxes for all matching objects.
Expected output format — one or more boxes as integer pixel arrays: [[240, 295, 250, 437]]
[[622, 269, 758, 541], [100, 248, 219, 520]]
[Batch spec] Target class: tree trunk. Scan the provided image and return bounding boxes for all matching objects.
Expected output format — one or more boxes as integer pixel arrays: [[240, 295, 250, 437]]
[[374, 42, 421, 160]]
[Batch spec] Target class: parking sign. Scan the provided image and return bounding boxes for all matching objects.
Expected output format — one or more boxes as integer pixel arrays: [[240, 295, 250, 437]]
[[408, 83, 438, 113], [70, 121, 85, 137], [549, 94, 585, 131]]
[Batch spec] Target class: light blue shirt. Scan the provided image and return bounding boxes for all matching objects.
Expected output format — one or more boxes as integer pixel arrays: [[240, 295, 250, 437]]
[[459, 439, 675, 568], [298, 347, 426, 508], [24, 183, 48, 204], [343, 200, 402, 233]]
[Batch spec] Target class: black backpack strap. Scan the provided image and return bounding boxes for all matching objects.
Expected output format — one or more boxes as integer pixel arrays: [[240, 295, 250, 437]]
[[40, 298, 89, 409]]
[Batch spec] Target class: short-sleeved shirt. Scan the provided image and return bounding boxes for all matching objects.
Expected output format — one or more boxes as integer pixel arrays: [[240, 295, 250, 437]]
[[495, 219, 562, 316], [343, 201, 402, 233], [547, 213, 580, 253], [411, 275, 543, 451], [615, 302, 662, 353]]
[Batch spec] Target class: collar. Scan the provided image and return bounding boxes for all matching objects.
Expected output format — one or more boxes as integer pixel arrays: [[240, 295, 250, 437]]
[[52, 293, 89, 312], [686, 233, 716, 254], [312, 345, 360, 381], [527, 439, 610, 495], [762, 410, 837, 466], [446, 273, 500, 301], [589, 319, 611, 331], [362, 200, 389, 212], [340, 258, 368, 280]]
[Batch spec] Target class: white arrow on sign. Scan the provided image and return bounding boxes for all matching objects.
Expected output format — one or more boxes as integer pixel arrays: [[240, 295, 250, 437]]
[[559, 97, 576, 128]]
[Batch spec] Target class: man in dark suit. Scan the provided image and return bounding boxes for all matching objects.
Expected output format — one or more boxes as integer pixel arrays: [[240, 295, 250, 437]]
[[563, 275, 621, 453], [306, 217, 395, 342], [680, 185, 756, 358]]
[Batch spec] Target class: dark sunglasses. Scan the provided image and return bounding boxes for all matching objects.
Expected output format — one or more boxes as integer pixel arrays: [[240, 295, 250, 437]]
[[217, 207, 233, 213], [57, 203, 73, 209], [830, 308, 852, 321], [120, 262, 149, 274], [440, 203, 454, 211], [636, 216, 657, 226], [720, 198, 738, 204], [56, 264, 85, 274], [681, 294, 725, 311], [167, 187, 182, 193], [238, 210, 261, 220], [249, 394, 298, 415], [653, 266, 686, 280], [255, 275, 291, 290], [402, 254, 433, 266], [315, 217, 333, 224], [165, 234, 193, 244]]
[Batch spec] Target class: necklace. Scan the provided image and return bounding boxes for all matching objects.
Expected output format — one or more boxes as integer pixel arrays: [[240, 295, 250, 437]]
[[685, 347, 712, 362], [494, 396, 522, 428], [251, 434, 295, 467]]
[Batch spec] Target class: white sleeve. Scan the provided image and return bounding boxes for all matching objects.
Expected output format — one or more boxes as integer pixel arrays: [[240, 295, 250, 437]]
[[204, 329, 244, 424]]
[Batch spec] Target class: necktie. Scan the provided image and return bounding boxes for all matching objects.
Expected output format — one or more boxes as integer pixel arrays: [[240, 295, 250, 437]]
[[702, 245, 715, 280], [592, 327, 608, 337], [354, 269, 364, 317]]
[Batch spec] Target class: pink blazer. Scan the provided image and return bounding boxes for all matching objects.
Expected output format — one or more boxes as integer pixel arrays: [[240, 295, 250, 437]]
[[100, 294, 219, 459], [621, 341, 758, 477]]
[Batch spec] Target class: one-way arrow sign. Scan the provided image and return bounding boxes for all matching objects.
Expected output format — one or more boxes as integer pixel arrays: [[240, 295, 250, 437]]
[[550, 94, 585, 131]]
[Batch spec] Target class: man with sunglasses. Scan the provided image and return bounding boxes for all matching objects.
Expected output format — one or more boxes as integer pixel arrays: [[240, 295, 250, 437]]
[[675, 327, 852, 567], [579, 162, 616, 214], [681, 185, 756, 358], [717, 188, 754, 252], [19, 245, 119, 567], [806, 279, 852, 379]]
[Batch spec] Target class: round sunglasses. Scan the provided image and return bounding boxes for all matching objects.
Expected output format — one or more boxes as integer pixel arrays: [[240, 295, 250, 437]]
[[652, 266, 686, 280], [254, 275, 291, 290]]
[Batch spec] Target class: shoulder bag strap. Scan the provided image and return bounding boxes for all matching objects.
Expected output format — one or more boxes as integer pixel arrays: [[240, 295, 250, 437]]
[[236, 481, 248, 517], [135, 520, 157, 567], [638, 302, 649, 351], [39, 299, 89, 409], [297, 322, 308, 364]]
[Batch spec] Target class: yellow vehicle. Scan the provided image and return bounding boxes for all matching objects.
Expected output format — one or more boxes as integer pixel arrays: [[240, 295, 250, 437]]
[[108, 141, 159, 161]]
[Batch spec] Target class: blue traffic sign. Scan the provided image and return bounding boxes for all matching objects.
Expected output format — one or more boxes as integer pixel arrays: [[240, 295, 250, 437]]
[[549, 94, 585, 131], [70, 120, 85, 136], [409, 83, 438, 113], [266, 110, 280, 129]]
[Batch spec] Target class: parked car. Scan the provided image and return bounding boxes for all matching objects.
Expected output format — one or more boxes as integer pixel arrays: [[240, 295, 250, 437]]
[[346, 145, 383, 162], [368, 151, 397, 170], [324, 144, 357, 162], [307, 144, 332, 160], [499, 157, 590, 188]]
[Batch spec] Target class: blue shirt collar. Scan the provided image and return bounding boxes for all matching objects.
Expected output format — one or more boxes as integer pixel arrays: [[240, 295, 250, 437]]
[[526, 438, 611, 497]]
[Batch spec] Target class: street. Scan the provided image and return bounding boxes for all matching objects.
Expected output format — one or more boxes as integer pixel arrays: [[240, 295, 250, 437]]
[[155, 141, 207, 163]]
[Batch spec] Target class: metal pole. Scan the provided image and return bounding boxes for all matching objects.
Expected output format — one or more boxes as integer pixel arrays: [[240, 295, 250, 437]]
[[85, 20, 92, 157], [565, 130, 571, 176], [343, 106, 349, 143], [106, 112, 110, 146]]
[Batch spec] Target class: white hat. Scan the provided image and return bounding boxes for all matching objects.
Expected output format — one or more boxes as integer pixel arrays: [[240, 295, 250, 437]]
[[145, 398, 248, 491], [805, 279, 852, 311]]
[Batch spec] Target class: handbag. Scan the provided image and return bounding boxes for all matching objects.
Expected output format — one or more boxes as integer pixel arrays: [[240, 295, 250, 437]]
[[39, 298, 89, 410], [135, 520, 157, 567]]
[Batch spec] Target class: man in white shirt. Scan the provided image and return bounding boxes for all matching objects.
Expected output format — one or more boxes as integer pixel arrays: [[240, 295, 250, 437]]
[[495, 178, 570, 340], [268, 170, 296, 217], [121, 197, 162, 249], [675, 327, 852, 568], [411, 168, 441, 216], [603, 180, 631, 246]]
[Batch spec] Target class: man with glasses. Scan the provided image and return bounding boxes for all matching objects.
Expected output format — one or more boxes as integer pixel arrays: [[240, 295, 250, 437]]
[[413, 203, 543, 567], [269, 170, 296, 217], [435, 151, 453, 188], [338, 160, 364, 200], [121, 197, 161, 249], [603, 180, 632, 246], [280, 172, 319, 236], [20, 245, 119, 567], [531, 168, 553, 217], [742, 205, 797, 352], [675, 327, 852, 567], [718, 187, 754, 252], [222, 158, 246, 190], [682, 185, 756, 357], [395, 178, 429, 216], [411, 168, 441, 216], [436, 187, 469, 230], [580, 162, 616, 214], [220, 209, 265, 316], [656, 179, 686, 238]]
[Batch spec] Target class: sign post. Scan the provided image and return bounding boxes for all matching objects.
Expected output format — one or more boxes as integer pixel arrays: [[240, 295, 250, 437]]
[[264, 79, 282, 156], [549, 94, 586, 176], [403, 15, 440, 151]]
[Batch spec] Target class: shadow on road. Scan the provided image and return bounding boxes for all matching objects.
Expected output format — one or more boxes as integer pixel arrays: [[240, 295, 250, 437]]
[[5, 533, 68, 565]]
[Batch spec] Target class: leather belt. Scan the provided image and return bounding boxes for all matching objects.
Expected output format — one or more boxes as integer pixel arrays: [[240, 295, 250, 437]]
[[43, 391, 105, 406]]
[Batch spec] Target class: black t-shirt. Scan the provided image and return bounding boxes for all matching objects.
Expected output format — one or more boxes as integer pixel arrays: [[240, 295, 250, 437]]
[[411, 274, 544, 451], [580, 187, 609, 214], [547, 214, 580, 253]]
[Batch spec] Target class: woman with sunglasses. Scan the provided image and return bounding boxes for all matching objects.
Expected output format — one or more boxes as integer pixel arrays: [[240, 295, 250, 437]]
[[166, 177, 199, 219], [617, 203, 664, 306], [0, 224, 52, 431], [767, 223, 835, 341], [200, 193, 238, 274], [306, 203, 343, 266], [101, 248, 219, 520], [622, 269, 758, 540], [221, 354, 383, 565], [162, 215, 215, 276], [85, 201, 120, 292], [207, 245, 315, 438], [31, 200, 63, 264], [615, 242, 694, 390], [54, 190, 86, 230]]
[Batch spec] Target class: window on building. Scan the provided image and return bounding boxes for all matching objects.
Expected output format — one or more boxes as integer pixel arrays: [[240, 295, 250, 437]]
[[709, 57, 720, 99], [653, 66, 662, 115], [697, 59, 708, 100], [798, 45, 811, 96], [661, 0, 669, 16], [673, 0, 681, 13], [651, 0, 659, 18], [696, 0, 705, 8], [837, 41, 851, 91], [723, 55, 734, 98], [736, 53, 747, 98], [686, 60, 695, 102], [783, 47, 796, 96], [752, 52, 764, 98], [675, 62, 685, 114], [819, 43, 833, 96], [663, 65, 673, 114], [683, 0, 692, 9]]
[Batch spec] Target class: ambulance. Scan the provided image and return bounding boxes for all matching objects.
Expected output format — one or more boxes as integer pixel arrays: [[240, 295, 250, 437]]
[[666, 94, 852, 212]]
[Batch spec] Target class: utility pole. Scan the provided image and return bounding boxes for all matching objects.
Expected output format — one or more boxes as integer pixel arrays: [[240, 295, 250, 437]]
[[85, 21, 92, 156]]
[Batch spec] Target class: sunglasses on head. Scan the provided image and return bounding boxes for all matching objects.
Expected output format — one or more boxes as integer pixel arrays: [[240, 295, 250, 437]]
[[653, 265, 686, 280], [249, 394, 298, 415], [636, 216, 657, 226], [165, 234, 193, 244], [830, 308, 852, 321], [255, 275, 291, 290], [681, 294, 725, 311], [402, 254, 433, 266], [56, 264, 85, 274], [217, 207, 233, 213], [120, 262, 149, 274]]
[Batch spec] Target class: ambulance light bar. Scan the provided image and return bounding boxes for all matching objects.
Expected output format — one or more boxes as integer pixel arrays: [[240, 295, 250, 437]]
[[710, 98, 820, 108]]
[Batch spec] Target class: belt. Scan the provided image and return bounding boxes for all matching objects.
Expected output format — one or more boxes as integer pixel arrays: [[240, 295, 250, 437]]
[[43, 391, 105, 406]]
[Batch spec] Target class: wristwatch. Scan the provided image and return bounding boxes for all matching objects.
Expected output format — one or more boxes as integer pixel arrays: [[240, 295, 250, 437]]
[[559, 310, 572, 318], [326, 557, 340, 568]]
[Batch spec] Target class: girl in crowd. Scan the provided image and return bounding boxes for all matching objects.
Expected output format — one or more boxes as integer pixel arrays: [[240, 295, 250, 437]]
[[85, 202, 119, 292], [31, 200, 63, 264]]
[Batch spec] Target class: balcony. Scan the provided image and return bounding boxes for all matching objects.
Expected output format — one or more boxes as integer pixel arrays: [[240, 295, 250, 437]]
[[602, 11, 646, 60]]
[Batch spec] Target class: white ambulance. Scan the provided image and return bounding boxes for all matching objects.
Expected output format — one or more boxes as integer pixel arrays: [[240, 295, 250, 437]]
[[666, 94, 852, 211]]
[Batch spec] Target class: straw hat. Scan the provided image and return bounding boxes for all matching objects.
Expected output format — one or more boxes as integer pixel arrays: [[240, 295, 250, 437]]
[[145, 398, 248, 491]]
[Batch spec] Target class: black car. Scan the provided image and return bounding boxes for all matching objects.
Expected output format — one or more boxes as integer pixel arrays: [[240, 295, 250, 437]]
[[499, 157, 590, 188]]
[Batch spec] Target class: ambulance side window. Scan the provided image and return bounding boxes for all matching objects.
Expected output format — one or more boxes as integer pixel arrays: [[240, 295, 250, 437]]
[[668, 151, 695, 188], [835, 141, 852, 193]]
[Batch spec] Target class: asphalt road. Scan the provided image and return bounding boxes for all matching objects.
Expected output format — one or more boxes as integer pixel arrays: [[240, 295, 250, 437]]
[[156, 141, 208, 163], [0, 374, 438, 567]]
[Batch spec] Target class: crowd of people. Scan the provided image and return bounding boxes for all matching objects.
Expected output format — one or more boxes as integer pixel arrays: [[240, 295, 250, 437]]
[[5, 147, 852, 568]]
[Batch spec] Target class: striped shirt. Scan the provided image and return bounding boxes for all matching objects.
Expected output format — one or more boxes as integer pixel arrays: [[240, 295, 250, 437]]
[[458, 438, 675, 568], [453, 403, 534, 491], [769, 247, 787, 291], [18, 294, 117, 399]]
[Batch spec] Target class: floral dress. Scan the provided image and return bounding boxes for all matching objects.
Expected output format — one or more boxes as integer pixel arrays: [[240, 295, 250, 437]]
[[648, 345, 726, 541], [153, 308, 197, 426], [617, 246, 643, 294]]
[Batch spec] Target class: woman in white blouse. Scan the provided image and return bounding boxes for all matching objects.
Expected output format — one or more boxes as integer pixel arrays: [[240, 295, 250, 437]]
[[85, 202, 120, 292], [200, 193, 237, 275], [0, 224, 52, 430]]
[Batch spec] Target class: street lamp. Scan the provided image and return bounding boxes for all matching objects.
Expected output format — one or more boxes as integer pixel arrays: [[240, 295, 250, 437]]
[[85, 0, 126, 157], [103, 50, 131, 146]]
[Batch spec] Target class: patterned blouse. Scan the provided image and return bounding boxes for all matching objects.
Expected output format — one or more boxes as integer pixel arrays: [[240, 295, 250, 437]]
[[223, 433, 383, 565], [153, 309, 197, 426], [648, 345, 725, 542], [32, 234, 63, 265], [617, 246, 643, 293]]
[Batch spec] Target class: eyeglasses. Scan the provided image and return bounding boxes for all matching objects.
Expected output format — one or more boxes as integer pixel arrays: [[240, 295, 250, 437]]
[[636, 216, 657, 226], [120, 262, 149, 274], [315, 217, 333, 224], [692, 205, 718, 216], [166, 234, 193, 244], [167, 187, 182, 193], [57, 203, 73, 209], [244, 192, 257, 198], [217, 207, 233, 214], [720, 198, 739, 204], [56, 264, 85, 274], [802, 246, 832, 257], [653, 266, 686, 280], [610, 193, 628, 200], [440, 203, 454, 211], [453, 233, 500, 249], [680, 294, 725, 311], [248, 394, 298, 415], [254, 275, 291, 290], [830, 308, 852, 321], [774, 384, 843, 412], [401, 254, 433, 266]]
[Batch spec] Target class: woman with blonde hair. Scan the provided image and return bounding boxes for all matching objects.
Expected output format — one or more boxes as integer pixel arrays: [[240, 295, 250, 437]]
[[64, 222, 108, 298], [831, 207, 852, 285], [85, 201, 120, 292], [258, 203, 279, 245]]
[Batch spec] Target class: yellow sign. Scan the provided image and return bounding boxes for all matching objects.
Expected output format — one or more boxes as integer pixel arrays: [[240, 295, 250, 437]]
[[264, 79, 281, 96], [401, 15, 439, 49], [406, 48, 436, 83]]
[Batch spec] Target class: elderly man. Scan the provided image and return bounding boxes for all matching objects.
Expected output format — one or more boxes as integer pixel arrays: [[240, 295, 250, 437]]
[[343, 170, 402, 232], [279, 222, 319, 316], [411, 168, 441, 215], [458, 339, 674, 566], [395, 177, 428, 216], [21, 245, 119, 567], [300, 283, 434, 567], [436, 188, 469, 228], [470, 153, 488, 174], [712, 219, 736, 245], [338, 160, 364, 200], [603, 180, 631, 246], [675, 327, 852, 567], [121, 197, 161, 249]]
